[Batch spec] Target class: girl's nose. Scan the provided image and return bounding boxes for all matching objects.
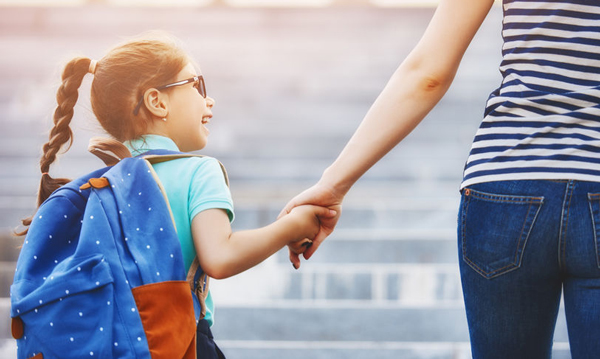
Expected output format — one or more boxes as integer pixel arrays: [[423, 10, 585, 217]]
[[206, 96, 215, 108]]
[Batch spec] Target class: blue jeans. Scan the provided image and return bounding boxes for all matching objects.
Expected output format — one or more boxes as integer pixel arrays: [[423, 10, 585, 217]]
[[458, 180, 600, 359]]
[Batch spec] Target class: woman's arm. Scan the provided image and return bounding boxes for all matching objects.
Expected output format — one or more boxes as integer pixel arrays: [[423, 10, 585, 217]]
[[282, 0, 496, 263], [323, 0, 495, 196], [192, 205, 336, 279]]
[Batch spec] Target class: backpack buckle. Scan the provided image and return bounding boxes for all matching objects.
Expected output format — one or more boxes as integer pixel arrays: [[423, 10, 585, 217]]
[[11, 317, 24, 339], [80, 177, 110, 190]]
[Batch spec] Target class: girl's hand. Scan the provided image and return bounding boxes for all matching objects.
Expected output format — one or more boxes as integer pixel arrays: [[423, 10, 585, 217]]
[[285, 204, 338, 242], [284, 204, 337, 268], [279, 183, 344, 269]]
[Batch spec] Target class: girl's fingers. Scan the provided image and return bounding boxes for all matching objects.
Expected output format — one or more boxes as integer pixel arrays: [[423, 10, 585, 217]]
[[289, 238, 312, 253], [289, 248, 302, 270], [303, 229, 327, 260]]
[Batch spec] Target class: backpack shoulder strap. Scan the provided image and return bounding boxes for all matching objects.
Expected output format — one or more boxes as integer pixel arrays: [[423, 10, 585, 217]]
[[140, 150, 229, 187], [136, 150, 229, 321], [186, 258, 209, 320]]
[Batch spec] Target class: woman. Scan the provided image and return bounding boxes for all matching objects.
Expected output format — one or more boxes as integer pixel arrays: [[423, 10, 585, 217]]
[[281, 0, 600, 357]]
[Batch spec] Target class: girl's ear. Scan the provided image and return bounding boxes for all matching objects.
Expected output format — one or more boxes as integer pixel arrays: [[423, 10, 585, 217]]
[[143, 88, 169, 118]]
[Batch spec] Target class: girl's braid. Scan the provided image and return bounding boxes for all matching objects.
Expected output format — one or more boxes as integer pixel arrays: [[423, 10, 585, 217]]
[[18, 57, 91, 234]]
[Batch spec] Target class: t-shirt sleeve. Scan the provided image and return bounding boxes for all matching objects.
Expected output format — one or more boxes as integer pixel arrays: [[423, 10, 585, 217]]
[[189, 157, 235, 222]]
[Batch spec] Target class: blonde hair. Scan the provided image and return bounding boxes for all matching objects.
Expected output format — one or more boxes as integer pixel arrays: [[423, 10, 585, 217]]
[[18, 32, 191, 234]]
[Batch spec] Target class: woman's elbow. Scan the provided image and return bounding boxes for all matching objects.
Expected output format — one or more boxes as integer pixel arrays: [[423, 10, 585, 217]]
[[410, 67, 455, 97], [398, 56, 457, 96], [420, 75, 448, 93]]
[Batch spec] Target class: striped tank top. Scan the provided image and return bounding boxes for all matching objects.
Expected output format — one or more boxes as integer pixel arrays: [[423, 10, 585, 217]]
[[461, 0, 600, 189]]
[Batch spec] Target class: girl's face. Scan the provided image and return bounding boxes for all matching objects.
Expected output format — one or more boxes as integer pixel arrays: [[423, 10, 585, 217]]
[[164, 63, 214, 152]]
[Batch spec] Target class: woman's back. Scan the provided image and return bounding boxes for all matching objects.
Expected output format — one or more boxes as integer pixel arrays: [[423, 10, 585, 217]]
[[462, 0, 600, 188]]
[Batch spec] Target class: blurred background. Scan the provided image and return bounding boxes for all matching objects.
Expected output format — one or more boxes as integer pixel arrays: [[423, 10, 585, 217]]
[[0, 1, 572, 358]]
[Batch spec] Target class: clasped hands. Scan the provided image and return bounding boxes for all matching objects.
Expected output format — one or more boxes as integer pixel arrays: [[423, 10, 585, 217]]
[[277, 182, 344, 269]]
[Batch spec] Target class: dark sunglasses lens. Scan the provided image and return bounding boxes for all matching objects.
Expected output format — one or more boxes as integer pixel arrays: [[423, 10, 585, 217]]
[[197, 79, 206, 98]]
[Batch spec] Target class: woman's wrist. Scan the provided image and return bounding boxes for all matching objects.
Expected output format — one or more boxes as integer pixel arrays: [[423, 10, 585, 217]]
[[320, 165, 351, 200]]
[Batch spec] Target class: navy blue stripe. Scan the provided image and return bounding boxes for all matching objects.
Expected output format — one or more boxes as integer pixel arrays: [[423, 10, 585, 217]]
[[494, 90, 561, 99], [467, 154, 600, 168], [474, 132, 600, 142], [504, 46, 600, 62], [505, 8, 600, 20], [498, 79, 600, 99], [469, 143, 600, 155], [479, 120, 600, 131], [498, 99, 558, 114], [505, 0, 600, 4], [485, 96, 600, 121], [530, 98, 581, 111], [487, 108, 600, 122], [504, 21, 600, 34], [504, 33, 600, 48], [486, 98, 556, 115], [463, 166, 600, 181], [484, 104, 521, 118], [500, 58, 600, 75], [498, 79, 564, 93], [497, 87, 600, 105]]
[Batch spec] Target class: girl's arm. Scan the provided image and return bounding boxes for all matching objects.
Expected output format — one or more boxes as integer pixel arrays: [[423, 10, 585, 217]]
[[282, 0, 496, 263], [192, 205, 336, 279]]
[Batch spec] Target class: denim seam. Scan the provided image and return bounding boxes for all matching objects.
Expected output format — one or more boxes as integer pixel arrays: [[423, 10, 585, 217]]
[[468, 189, 544, 204], [587, 193, 600, 269], [518, 199, 544, 270], [512, 202, 532, 268], [558, 181, 574, 272], [461, 194, 470, 274]]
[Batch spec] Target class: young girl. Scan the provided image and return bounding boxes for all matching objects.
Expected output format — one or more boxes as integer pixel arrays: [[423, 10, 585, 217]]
[[20, 32, 335, 358]]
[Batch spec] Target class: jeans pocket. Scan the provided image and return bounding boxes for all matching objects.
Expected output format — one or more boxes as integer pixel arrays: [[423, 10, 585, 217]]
[[587, 193, 600, 269], [460, 187, 544, 279]]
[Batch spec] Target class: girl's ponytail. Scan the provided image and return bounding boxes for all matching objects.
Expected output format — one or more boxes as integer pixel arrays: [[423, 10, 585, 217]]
[[17, 57, 91, 235], [39, 57, 91, 203]]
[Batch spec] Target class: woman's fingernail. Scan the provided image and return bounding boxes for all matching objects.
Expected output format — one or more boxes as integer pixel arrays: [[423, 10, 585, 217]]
[[292, 263, 298, 270], [329, 209, 337, 216], [301, 241, 312, 247]]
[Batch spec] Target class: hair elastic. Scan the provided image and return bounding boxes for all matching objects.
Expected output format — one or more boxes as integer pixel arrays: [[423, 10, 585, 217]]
[[88, 60, 98, 75]]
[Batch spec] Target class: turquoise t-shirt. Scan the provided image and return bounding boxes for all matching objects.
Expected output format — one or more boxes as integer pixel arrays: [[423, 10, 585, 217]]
[[124, 135, 234, 327]]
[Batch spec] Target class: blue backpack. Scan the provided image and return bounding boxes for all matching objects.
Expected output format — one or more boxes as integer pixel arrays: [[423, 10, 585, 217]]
[[10, 151, 223, 359]]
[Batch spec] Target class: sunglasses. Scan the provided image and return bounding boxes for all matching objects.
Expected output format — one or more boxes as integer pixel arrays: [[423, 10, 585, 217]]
[[133, 75, 207, 115]]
